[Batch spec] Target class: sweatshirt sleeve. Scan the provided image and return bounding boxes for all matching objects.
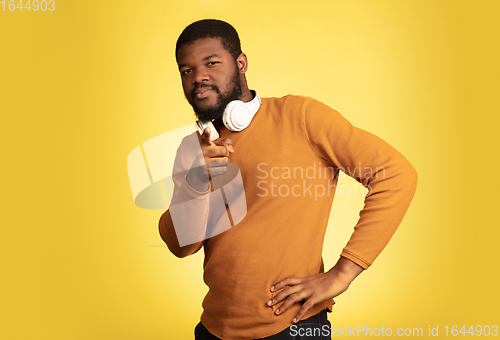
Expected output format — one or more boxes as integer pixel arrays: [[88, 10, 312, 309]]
[[302, 97, 418, 269], [158, 132, 211, 258], [158, 132, 237, 257]]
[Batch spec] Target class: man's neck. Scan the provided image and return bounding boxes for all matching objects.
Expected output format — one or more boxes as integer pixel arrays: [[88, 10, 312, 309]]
[[239, 82, 253, 103]]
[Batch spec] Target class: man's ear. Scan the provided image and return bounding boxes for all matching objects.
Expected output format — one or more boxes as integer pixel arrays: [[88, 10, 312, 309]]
[[236, 53, 248, 74]]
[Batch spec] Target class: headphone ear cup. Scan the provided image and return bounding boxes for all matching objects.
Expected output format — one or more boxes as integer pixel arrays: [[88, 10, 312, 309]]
[[223, 100, 250, 131], [222, 91, 261, 132]]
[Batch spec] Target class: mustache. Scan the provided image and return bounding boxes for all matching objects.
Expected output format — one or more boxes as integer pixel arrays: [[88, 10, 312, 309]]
[[192, 84, 220, 96]]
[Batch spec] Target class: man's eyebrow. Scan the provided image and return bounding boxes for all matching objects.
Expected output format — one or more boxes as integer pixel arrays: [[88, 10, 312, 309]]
[[202, 54, 221, 61], [178, 54, 222, 70]]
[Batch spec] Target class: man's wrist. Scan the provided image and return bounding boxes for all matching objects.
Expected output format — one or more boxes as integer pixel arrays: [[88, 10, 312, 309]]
[[186, 167, 210, 192], [328, 256, 364, 286]]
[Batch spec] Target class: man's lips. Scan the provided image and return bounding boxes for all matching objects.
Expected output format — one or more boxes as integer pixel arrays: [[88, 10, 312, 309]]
[[194, 88, 213, 99]]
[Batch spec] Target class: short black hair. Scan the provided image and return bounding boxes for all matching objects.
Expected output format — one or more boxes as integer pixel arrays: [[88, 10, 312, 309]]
[[175, 19, 242, 63]]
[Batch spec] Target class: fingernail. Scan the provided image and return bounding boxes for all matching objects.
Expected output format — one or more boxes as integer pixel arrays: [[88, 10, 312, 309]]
[[228, 145, 234, 152], [271, 286, 275, 291], [293, 318, 297, 323], [275, 309, 280, 315], [267, 300, 272, 306]]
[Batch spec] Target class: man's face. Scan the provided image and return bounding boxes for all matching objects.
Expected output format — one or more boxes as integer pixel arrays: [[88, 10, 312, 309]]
[[177, 38, 243, 122]]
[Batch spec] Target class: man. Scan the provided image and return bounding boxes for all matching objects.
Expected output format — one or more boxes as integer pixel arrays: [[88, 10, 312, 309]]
[[159, 19, 417, 340]]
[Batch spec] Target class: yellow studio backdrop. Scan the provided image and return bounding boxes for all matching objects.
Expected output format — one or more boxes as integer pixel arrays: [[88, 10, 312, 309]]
[[1, 1, 499, 339]]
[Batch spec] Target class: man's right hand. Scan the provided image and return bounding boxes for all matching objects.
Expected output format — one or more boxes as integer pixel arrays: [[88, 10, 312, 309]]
[[186, 127, 235, 191]]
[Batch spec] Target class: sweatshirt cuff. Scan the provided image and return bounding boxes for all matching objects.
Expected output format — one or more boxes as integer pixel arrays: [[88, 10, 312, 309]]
[[180, 171, 211, 199], [340, 250, 371, 270]]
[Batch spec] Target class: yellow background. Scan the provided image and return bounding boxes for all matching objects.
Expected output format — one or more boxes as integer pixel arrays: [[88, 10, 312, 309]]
[[1, 0, 499, 339]]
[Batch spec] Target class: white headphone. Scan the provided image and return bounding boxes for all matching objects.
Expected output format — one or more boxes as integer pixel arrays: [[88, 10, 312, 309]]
[[196, 90, 261, 141]]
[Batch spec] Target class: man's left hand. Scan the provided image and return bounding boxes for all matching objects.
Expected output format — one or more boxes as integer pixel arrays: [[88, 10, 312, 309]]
[[267, 257, 364, 323]]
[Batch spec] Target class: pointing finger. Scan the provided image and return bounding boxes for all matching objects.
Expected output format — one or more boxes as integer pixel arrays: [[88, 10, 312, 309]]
[[201, 127, 215, 146]]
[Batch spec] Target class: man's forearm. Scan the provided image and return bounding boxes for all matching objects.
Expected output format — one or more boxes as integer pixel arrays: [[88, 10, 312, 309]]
[[158, 209, 205, 258]]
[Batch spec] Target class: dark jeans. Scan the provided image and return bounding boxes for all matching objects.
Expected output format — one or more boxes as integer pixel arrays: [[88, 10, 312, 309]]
[[195, 309, 331, 339]]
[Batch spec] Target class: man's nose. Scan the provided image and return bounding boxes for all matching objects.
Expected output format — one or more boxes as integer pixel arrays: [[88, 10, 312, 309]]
[[192, 67, 209, 84]]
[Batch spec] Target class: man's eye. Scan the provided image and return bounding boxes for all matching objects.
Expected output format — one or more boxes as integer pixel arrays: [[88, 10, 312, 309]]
[[181, 69, 192, 75], [207, 61, 219, 66]]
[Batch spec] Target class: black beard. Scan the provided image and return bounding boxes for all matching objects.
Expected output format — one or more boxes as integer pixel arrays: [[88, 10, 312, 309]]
[[188, 68, 242, 123]]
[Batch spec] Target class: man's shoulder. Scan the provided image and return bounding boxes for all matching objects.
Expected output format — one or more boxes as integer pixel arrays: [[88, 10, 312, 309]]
[[260, 94, 336, 115], [261, 93, 319, 105]]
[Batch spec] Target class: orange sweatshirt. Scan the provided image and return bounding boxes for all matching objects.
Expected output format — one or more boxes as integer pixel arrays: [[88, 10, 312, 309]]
[[159, 95, 418, 339]]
